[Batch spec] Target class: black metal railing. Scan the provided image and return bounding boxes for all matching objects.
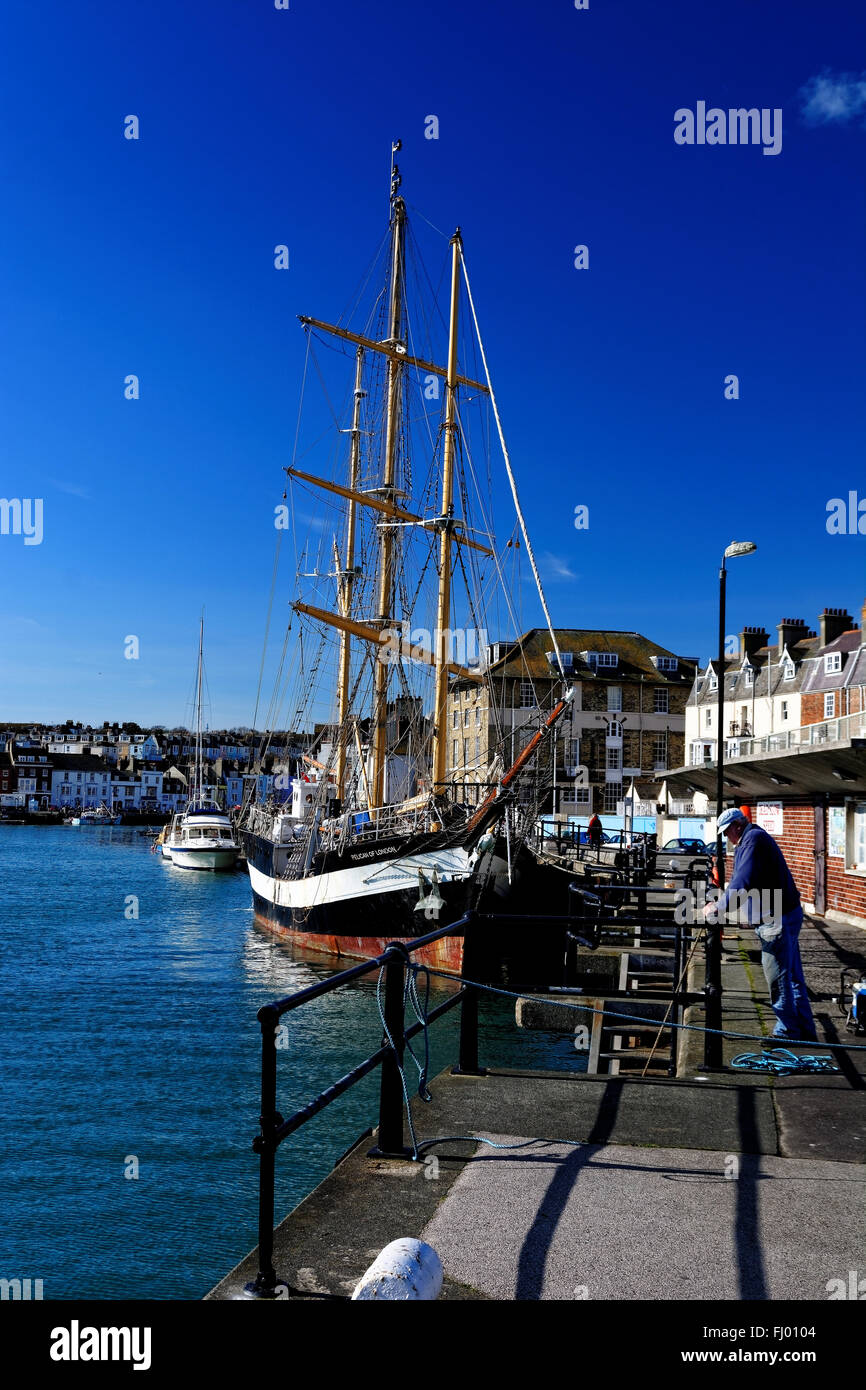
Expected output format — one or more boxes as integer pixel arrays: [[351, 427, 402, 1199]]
[[247, 916, 479, 1296], [244, 873, 704, 1297]]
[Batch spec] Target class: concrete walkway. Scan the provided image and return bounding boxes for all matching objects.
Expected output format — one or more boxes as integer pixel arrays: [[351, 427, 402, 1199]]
[[208, 915, 865, 1301]]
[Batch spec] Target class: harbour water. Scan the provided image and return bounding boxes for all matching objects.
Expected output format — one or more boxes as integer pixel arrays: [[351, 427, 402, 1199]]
[[0, 825, 584, 1299]]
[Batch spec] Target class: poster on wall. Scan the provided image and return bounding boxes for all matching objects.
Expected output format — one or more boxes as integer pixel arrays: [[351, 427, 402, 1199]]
[[828, 807, 846, 859], [756, 801, 784, 836]]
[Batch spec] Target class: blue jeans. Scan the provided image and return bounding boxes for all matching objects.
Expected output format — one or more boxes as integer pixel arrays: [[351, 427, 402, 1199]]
[[756, 907, 817, 1041]]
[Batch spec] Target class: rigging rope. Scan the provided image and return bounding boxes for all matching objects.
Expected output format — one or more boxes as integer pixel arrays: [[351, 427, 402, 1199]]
[[460, 251, 567, 683]]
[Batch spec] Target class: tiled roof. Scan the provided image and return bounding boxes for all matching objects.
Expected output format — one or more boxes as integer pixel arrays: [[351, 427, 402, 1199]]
[[483, 629, 696, 683]]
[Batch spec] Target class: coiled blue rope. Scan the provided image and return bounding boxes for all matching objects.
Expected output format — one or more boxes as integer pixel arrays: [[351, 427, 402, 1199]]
[[731, 1049, 839, 1075]]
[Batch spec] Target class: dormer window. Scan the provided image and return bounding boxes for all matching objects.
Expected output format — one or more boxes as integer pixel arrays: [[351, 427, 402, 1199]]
[[783, 660, 795, 680], [744, 666, 754, 686], [709, 674, 717, 691], [824, 652, 842, 675], [654, 656, 678, 672]]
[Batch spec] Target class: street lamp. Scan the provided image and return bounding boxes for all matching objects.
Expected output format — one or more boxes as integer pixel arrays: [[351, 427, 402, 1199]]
[[704, 539, 757, 1068]]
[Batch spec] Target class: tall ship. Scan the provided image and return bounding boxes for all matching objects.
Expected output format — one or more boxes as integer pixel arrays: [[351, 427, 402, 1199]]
[[161, 619, 241, 871], [240, 149, 574, 973]]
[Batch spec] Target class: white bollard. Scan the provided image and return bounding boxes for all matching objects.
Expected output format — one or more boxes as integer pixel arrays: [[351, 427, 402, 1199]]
[[351, 1239, 443, 1301]]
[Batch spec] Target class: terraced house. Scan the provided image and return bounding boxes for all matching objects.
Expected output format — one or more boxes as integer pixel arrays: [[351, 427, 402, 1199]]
[[446, 628, 697, 815], [669, 600, 866, 928]]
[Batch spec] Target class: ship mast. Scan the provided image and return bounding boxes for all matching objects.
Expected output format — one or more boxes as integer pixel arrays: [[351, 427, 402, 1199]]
[[431, 230, 462, 791], [335, 346, 365, 797], [370, 155, 406, 809]]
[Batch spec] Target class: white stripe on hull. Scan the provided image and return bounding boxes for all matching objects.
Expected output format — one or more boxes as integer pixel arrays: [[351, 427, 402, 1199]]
[[247, 847, 471, 910], [169, 848, 238, 871]]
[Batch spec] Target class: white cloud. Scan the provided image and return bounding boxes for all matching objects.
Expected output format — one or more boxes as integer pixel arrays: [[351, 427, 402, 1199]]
[[48, 478, 91, 499], [540, 551, 578, 582], [800, 70, 866, 126]]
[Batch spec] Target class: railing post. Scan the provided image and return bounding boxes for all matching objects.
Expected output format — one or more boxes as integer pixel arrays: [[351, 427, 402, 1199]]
[[246, 1003, 282, 1296], [455, 912, 483, 1075], [668, 924, 682, 1077], [370, 946, 411, 1158]]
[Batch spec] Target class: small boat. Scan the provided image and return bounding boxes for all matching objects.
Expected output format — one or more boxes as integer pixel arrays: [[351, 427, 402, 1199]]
[[78, 805, 122, 826], [165, 619, 241, 872], [165, 801, 240, 871]]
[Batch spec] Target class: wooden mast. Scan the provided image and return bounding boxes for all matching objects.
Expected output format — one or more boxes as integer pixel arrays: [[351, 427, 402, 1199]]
[[431, 231, 462, 791], [335, 346, 365, 797], [370, 170, 406, 810]]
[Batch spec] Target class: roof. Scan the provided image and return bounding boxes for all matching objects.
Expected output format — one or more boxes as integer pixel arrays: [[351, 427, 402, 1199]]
[[48, 753, 112, 772], [480, 628, 696, 685]]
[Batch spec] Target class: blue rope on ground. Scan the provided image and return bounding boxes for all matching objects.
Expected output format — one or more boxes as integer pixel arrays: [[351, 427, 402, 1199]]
[[412, 963, 866, 1054], [731, 1049, 840, 1076]]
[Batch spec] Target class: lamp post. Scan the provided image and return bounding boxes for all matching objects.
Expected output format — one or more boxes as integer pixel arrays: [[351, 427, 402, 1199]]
[[704, 539, 757, 1068]]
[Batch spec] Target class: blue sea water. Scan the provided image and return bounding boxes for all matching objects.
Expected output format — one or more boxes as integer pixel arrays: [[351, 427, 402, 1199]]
[[0, 825, 584, 1299]]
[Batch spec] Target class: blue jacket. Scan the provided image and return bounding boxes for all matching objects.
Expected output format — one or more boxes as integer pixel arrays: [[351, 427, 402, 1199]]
[[720, 823, 800, 922]]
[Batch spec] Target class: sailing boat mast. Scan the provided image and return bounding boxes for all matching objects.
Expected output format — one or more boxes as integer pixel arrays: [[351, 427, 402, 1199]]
[[194, 615, 204, 804], [370, 158, 407, 809], [431, 230, 462, 791], [335, 346, 365, 796]]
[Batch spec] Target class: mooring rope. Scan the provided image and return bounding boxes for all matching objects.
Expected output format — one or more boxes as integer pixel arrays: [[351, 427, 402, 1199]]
[[409, 963, 863, 1056]]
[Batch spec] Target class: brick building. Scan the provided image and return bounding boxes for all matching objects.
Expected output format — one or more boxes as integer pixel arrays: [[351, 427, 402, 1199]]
[[447, 628, 697, 816]]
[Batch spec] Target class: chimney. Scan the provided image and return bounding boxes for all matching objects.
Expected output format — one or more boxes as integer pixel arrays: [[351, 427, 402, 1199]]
[[776, 617, 811, 656], [739, 626, 768, 661], [818, 607, 854, 648]]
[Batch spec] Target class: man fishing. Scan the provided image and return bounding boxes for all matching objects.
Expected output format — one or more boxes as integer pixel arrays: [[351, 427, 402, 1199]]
[[705, 807, 817, 1042]]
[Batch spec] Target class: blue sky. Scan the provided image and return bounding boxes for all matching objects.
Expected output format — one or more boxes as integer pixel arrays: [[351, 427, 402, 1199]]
[[1, 0, 864, 727]]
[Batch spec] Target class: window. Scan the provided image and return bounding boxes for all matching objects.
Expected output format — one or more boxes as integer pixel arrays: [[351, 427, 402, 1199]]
[[566, 738, 580, 766], [848, 802, 866, 873], [653, 733, 667, 769], [607, 686, 622, 712], [475, 707, 481, 728], [709, 675, 717, 691], [607, 721, 622, 738], [783, 660, 795, 680], [824, 652, 842, 675], [452, 739, 458, 765], [653, 688, 669, 713], [474, 736, 480, 763], [656, 656, 678, 672], [744, 666, 755, 686], [519, 681, 534, 708], [781, 700, 788, 721], [463, 709, 469, 727], [603, 782, 621, 813], [452, 710, 458, 729], [824, 692, 836, 718], [705, 708, 712, 728], [606, 746, 621, 771]]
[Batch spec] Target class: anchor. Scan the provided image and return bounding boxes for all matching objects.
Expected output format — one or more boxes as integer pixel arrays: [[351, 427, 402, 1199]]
[[415, 867, 444, 921]]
